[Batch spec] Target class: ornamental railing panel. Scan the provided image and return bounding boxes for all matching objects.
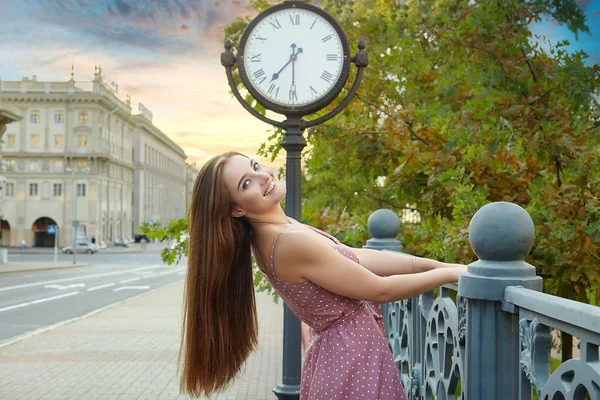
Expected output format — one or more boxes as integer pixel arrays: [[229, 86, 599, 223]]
[[365, 203, 600, 400]]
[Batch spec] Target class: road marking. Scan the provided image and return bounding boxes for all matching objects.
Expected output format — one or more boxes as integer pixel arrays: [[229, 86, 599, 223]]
[[113, 285, 150, 292], [142, 274, 157, 278], [0, 265, 162, 293], [0, 303, 28, 312], [44, 283, 86, 290], [156, 269, 184, 276], [87, 283, 116, 291], [0, 291, 80, 313], [119, 277, 140, 284], [178, 271, 186, 275]]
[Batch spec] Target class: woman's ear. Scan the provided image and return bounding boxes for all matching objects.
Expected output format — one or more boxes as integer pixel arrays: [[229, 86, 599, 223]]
[[231, 208, 246, 218]]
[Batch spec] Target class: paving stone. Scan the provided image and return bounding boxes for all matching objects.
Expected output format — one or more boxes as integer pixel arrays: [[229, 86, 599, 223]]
[[0, 280, 283, 399]]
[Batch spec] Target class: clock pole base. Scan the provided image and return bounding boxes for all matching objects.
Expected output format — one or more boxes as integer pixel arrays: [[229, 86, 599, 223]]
[[273, 384, 301, 400]]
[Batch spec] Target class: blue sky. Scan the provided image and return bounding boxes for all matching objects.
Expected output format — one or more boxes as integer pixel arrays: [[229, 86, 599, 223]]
[[0, 0, 598, 165], [531, 0, 600, 65]]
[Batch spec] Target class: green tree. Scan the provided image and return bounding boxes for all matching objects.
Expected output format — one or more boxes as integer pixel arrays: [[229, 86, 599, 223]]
[[144, 0, 600, 356]]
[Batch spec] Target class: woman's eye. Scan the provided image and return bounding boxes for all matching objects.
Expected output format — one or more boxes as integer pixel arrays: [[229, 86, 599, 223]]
[[243, 179, 250, 189], [253, 162, 259, 171]]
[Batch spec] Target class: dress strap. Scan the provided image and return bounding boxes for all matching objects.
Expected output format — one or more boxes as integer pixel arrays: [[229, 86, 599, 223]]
[[270, 232, 286, 278]]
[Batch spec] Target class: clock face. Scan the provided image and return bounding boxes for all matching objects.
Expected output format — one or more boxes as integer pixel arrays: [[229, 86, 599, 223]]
[[240, 5, 348, 111]]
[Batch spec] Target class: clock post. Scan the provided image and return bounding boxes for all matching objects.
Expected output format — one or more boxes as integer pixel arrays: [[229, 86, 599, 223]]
[[221, 1, 368, 398]]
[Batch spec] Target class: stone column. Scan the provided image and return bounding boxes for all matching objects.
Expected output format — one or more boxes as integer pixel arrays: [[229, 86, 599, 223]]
[[459, 202, 543, 399]]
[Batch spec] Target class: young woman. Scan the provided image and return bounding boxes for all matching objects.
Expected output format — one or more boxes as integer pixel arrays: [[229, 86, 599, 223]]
[[180, 152, 467, 399]]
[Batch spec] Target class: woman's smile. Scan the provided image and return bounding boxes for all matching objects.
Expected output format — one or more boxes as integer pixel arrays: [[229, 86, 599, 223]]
[[264, 179, 276, 196]]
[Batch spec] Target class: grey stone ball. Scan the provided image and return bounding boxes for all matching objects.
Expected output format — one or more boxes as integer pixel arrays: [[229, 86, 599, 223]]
[[469, 202, 535, 261], [367, 209, 400, 239]]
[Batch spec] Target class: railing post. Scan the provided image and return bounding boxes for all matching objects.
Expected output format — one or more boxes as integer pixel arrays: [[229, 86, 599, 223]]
[[363, 209, 405, 325], [364, 209, 421, 397], [459, 202, 543, 399]]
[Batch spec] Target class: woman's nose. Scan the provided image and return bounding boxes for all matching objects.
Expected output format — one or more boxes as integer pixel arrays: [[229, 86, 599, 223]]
[[259, 172, 271, 183]]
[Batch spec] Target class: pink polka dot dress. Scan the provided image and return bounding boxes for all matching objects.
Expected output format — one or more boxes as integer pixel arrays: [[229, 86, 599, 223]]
[[262, 226, 407, 400]]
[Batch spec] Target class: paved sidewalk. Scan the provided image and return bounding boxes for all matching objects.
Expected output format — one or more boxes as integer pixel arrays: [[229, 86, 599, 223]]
[[0, 261, 89, 274], [4, 242, 160, 255], [0, 281, 284, 399]]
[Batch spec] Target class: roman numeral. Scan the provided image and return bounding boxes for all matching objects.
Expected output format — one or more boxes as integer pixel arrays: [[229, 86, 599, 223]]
[[289, 90, 298, 102], [322, 34, 333, 42], [269, 19, 281, 30], [321, 71, 334, 83], [255, 35, 267, 42], [326, 54, 338, 61], [268, 84, 279, 97], [254, 69, 267, 84], [289, 14, 300, 26], [310, 86, 318, 95], [250, 54, 261, 62]]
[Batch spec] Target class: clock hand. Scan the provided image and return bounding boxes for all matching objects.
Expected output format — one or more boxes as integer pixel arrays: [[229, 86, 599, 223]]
[[291, 47, 303, 86], [271, 44, 300, 82]]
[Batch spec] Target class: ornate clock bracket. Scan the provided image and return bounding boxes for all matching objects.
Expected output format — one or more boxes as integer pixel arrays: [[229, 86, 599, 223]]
[[220, 38, 368, 131]]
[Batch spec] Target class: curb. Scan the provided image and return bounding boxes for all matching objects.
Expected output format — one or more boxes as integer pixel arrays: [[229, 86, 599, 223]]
[[0, 279, 183, 350], [0, 263, 91, 275]]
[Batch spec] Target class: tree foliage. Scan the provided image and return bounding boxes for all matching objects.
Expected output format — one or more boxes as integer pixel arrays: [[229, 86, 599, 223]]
[[145, 0, 600, 309]]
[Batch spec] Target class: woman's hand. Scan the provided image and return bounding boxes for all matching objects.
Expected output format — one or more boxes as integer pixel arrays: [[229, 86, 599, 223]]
[[450, 265, 468, 282]]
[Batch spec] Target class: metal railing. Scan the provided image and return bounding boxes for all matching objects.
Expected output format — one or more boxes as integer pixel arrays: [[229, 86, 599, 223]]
[[365, 202, 600, 400]]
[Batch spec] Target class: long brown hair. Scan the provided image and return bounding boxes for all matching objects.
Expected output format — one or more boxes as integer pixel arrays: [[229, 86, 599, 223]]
[[179, 152, 257, 397]]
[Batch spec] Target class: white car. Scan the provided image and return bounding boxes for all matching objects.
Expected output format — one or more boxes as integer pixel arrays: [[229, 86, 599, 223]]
[[62, 242, 99, 254]]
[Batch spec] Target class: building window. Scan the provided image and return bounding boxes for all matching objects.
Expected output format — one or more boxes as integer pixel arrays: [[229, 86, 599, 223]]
[[77, 159, 88, 169], [53, 183, 62, 197], [5, 182, 14, 197], [76, 183, 86, 197], [30, 135, 40, 148], [29, 160, 41, 171], [6, 134, 16, 148], [55, 111, 64, 124], [29, 183, 38, 197], [31, 110, 40, 123], [52, 160, 64, 172], [54, 135, 64, 147], [4, 160, 16, 171], [77, 135, 87, 147], [79, 111, 88, 124]]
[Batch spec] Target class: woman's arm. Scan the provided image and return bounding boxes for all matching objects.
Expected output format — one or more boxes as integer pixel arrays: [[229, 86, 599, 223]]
[[274, 231, 466, 303], [353, 248, 461, 276]]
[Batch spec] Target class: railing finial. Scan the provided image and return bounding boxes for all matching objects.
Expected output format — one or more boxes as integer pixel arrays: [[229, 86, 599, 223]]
[[469, 201, 535, 262], [364, 209, 403, 252]]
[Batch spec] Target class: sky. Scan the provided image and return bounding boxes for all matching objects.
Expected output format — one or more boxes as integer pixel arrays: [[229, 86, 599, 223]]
[[0, 0, 598, 168]]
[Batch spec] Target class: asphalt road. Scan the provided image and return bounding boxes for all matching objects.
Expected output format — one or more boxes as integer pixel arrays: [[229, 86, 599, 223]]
[[0, 251, 186, 343]]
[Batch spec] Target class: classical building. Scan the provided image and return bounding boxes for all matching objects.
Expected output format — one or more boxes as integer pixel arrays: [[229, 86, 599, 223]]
[[185, 162, 199, 213], [0, 105, 22, 246], [132, 111, 187, 231], [0, 68, 187, 247]]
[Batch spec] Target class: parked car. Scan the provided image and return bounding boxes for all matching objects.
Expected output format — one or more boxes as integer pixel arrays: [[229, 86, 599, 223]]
[[62, 242, 99, 254], [134, 234, 149, 243], [113, 239, 129, 247]]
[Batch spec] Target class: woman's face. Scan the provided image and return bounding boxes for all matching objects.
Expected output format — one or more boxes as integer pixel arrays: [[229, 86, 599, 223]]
[[222, 155, 286, 216]]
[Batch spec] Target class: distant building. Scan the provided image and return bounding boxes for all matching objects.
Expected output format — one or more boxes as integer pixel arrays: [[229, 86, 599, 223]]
[[0, 105, 22, 246], [185, 162, 199, 214], [0, 68, 186, 247]]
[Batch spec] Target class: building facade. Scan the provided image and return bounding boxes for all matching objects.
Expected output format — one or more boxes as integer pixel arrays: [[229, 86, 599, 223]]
[[0, 69, 187, 247], [132, 113, 187, 231], [0, 105, 22, 246], [185, 162, 199, 213]]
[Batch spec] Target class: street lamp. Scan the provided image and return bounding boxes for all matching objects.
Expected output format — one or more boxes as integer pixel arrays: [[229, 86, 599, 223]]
[[221, 1, 367, 398], [66, 166, 90, 264]]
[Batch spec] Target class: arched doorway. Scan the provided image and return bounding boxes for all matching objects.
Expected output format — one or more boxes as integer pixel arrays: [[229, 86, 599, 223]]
[[32, 217, 58, 247], [0, 220, 10, 247]]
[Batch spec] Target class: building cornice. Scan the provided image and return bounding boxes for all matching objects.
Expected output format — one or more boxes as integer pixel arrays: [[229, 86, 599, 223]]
[[133, 115, 186, 158]]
